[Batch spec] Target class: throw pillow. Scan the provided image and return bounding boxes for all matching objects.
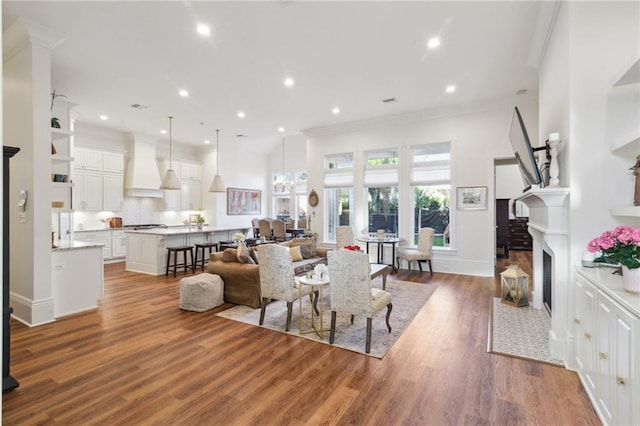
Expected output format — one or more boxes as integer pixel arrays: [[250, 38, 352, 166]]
[[222, 248, 239, 262], [237, 245, 255, 264], [289, 245, 303, 262], [298, 243, 315, 259]]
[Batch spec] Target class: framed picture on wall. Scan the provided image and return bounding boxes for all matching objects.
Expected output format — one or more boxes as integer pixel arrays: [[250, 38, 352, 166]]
[[457, 186, 488, 210], [227, 188, 261, 215]]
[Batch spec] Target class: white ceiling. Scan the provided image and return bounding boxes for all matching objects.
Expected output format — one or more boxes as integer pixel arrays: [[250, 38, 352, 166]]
[[3, 1, 542, 153]]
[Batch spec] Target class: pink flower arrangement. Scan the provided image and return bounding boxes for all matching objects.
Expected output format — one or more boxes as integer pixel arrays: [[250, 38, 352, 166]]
[[343, 245, 361, 251], [587, 226, 640, 269]]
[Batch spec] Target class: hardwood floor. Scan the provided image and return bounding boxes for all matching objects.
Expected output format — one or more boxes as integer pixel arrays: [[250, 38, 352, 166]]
[[3, 251, 600, 425]]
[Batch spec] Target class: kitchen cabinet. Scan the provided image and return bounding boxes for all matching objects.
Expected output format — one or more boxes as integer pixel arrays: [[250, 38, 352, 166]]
[[180, 181, 202, 211], [73, 171, 102, 211], [164, 189, 180, 211], [111, 230, 127, 259], [102, 152, 124, 174], [574, 267, 639, 426], [74, 230, 111, 259], [161, 161, 202, 211], [103, 174, 124, 210], [180, 163, 201, 180], [75, 148, 102, 171]]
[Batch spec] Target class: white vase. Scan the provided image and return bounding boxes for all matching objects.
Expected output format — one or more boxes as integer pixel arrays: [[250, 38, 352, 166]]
[[621, 265, 640, 294]]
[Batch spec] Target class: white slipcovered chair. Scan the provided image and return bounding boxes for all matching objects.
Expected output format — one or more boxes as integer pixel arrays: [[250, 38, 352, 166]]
[[327, 250, 392, 353], [257, 244, 317, 331], [336, 226, 355, 249], [396, 227, 434, 275]]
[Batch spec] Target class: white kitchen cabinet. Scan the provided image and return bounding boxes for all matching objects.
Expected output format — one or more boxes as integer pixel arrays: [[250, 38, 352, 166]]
[[74, 230, 111, 259], [164, 189, 180, 211], [111, 230, 126, 259], [180, 181, 202, 211], [180, 162, 201, 180], [102, 152, 124, 174], [75, 148, 102, 171], [73, 171, 102, 211], [103, 174, 124, 210], [574, 267, 639, 426]]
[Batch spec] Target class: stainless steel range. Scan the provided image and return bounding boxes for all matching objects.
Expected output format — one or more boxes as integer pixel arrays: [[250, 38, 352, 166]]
[[122, 224, 167, 231]]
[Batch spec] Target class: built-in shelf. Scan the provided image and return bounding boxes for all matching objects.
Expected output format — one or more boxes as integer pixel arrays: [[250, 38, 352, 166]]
[[51, 128, 73, 141], [610, 205, 640, 217], [51, 155, 74, 163], [51, 182, 73, 188], [613, 54, 640, 87]]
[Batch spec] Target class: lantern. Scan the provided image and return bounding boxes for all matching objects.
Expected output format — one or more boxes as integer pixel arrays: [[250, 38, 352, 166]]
[[500, 265, 529, 307]]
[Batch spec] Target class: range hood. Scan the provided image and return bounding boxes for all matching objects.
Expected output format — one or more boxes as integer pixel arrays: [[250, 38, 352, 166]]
[[124, 133, 164, 198]]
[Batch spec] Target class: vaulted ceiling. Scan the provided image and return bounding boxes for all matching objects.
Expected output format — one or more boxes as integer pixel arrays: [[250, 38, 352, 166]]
[[3, 1, 542, 152]]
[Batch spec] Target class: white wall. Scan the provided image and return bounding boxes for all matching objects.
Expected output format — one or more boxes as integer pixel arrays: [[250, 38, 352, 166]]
[[304, 96, 539, 276]]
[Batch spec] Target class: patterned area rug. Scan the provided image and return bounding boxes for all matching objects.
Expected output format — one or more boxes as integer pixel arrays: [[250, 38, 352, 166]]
[[489, 297, 563, 366], [216, 280, 438, 359]]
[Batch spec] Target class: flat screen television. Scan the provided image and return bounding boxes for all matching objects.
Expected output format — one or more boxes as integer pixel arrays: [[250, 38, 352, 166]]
[[509, 106, 542, 192]]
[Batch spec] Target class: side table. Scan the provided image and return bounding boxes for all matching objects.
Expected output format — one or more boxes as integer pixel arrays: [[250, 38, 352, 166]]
[[298, 275, 330, 338]]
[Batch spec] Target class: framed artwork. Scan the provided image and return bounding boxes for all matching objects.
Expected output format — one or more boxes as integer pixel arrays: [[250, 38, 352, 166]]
[[457, 186, 488, 210], [227, 188, 261, 215]]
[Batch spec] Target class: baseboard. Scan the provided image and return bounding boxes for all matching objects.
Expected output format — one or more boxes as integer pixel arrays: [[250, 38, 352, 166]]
[[10, 292, 55, 326]]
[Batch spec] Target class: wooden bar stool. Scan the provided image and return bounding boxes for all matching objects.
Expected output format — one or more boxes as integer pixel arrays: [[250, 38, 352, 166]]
[[194, 242, 219, 271], [166, 246, 195, 277]]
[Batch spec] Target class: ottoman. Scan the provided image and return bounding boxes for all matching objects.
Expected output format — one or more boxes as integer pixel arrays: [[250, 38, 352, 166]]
[[180, 273, 224, 312]]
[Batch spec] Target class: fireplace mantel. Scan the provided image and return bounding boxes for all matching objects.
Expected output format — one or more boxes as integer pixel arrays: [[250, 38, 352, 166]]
[[517, 187, 570, 362]]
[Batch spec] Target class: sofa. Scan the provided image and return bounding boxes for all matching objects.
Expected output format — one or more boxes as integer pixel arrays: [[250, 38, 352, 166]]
[[207, 237, 330, 308]]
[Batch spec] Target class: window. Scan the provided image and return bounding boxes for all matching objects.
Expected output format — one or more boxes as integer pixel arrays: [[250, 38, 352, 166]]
[[410, 142, 451, 247], [273, 170, 307, 221], [324, 153, 354, 242], [365, 149, 399, 234]]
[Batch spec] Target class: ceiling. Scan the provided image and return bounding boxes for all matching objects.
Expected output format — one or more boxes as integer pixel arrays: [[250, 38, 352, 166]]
[[3, 1, 542, 153]]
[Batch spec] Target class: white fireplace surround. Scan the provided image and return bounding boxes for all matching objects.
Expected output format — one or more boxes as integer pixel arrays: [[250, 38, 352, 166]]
[[517, 187, 570, 362]]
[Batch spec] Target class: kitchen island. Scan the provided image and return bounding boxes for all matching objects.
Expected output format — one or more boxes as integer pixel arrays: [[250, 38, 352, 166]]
[[125, 226, 249, 276]]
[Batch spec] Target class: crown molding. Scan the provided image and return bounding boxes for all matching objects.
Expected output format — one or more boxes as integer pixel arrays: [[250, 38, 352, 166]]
[[3, 17, 66, 61]]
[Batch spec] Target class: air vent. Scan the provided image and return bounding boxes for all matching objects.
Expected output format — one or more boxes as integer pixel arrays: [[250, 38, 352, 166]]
[[516, 89, 528, 95], [236, 134, 247, 138], [382, 98, 397, 103], [130, 103, 148, 109]]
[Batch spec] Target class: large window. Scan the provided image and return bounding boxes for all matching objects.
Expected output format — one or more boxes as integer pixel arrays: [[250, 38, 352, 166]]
[[365, 149, 399, 234], [273, 170, 307, 221], [410, 142, 451, 247], [324, 152, 354, 242]]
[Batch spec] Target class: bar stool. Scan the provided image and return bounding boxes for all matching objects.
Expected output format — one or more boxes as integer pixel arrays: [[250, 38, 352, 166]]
[[194, 242, 219, 271], [166, 246, 195, 277]]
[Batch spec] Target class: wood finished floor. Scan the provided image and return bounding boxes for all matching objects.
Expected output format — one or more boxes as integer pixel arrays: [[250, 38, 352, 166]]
[[3, 251, 600, 425]]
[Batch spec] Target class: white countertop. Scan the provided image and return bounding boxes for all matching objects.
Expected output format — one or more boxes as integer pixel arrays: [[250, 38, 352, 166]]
[[123, 225, 248, 236], [53, 240, 105, 251], [576, 265, 640, 317]]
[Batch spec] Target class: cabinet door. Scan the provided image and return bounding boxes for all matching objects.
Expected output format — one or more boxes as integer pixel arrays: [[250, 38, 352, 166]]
[[575, 277, 596, 393], [180, 181, 202, 211], [73, 171, 102, 211], [102, 152, 124, 174], [74, 231, 111, 259], [76, 148, 102, 171], [612, 303, 637, 426], [111, 231, 126, 258], [596, 295, 614, 423], [164, 189, 180, 211], [103, 174, 124, 210], [180, 163, 201, 180]]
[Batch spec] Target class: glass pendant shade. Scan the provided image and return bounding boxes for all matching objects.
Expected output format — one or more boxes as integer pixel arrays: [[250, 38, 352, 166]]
[[160, 115, 181, 190], [209, 129, 226, 192]]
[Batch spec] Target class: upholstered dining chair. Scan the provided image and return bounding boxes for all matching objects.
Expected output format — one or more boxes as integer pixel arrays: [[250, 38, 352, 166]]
[[251, 217, 260, 238], [258, 219, 272, 240], [396, 227, 434, 275], [272, 219, 287, 242], [257, 244, 317, 331], [327, 250, 392, 353], [336, 226, 355, 249], [297, 218, 307, 230]]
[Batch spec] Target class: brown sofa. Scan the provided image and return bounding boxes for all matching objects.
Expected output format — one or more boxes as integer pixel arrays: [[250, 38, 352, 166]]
[[207, 237, 329, 308]]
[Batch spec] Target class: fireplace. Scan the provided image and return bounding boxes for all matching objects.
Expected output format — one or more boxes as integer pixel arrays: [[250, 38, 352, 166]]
[[543, 250, 552, 314], [516, 188, 569, 361]]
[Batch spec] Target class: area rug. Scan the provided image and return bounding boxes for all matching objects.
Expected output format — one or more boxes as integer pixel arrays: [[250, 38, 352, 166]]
[[216, 280, 438, 359], [488, 297, 563, 366]]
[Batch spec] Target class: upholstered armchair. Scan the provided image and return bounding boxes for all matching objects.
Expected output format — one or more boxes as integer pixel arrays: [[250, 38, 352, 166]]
[[327, 250, 392, 353], [258, 219, 272, 240], [336, 226, 355, 249], [396, 227, 434, 275], [257, 244, 317, 331]]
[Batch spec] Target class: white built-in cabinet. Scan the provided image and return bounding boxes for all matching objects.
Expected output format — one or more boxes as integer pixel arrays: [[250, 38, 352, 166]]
[[73, 148, 124, 211], [163, 161, 202, 211], [608, 53, 640, 218], [574, 267, 639, 426], [74, 229, 127, 261]]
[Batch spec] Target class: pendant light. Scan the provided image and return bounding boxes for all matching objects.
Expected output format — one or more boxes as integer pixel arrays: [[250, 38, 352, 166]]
[[160, 116, 180, 190], [209, 129, 226, 192], [276, 137, 290, 193]]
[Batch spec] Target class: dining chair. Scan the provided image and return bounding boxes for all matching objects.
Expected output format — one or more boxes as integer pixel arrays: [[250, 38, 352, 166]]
[[396, 227, 434, 275], [258, 219, 272, 240], [251, 217, 260, 238], [272, 219, 287, 242], [297, 218, 307, 230], [336, 226, 355, 249], [327, 250, 392, 353], [257, 244, 317, 331]]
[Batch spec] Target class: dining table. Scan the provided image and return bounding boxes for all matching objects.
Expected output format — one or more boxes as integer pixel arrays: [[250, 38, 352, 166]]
[[356, 236, 405, 272]]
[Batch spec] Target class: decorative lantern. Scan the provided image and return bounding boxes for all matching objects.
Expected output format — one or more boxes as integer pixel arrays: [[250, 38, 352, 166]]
[[500, 265, 529, 307]]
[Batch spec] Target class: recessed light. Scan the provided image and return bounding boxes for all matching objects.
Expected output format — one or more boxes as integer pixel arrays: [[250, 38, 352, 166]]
[[99, 115, 108, 121], [204, 140, 211, 145], [160, 129, 167, 134], [179, 89, 189, 97], [237, 111, 246, 118], [283, 78, 294, 87], [278, 127, 285, 132], [332, 107, 340, 115], [446, 85, 456, 93], [196, 24, 210, 36], [427, 37, 441, 49]]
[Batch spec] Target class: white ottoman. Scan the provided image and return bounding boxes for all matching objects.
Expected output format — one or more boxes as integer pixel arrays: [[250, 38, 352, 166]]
[[180, 273, 224, 312]]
